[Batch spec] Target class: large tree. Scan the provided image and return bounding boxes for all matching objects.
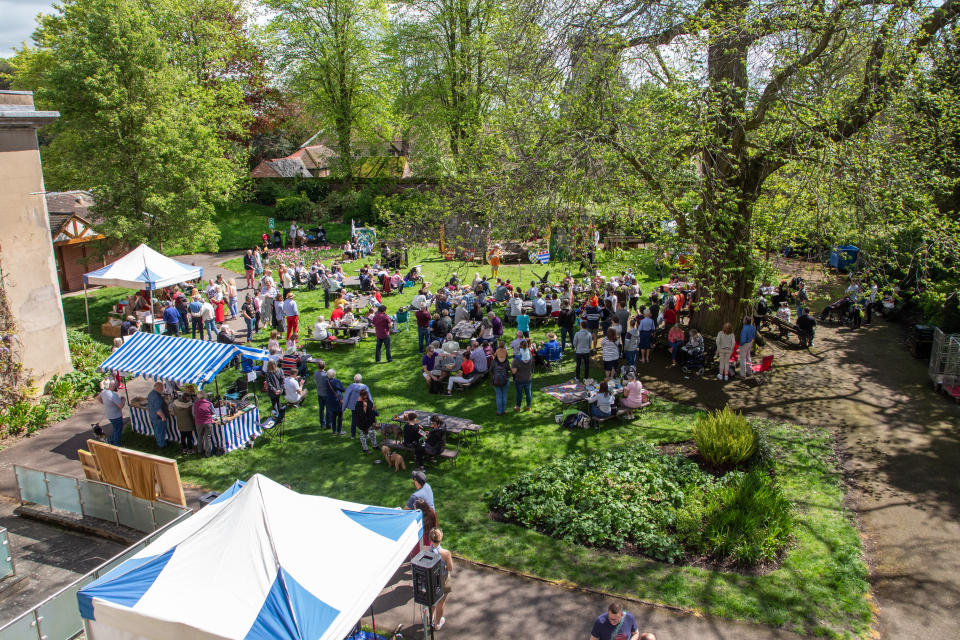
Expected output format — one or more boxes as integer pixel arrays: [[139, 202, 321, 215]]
[[266, 0, 386, 184], [11, 0, 248, 252], [557, 0, 960, 331]]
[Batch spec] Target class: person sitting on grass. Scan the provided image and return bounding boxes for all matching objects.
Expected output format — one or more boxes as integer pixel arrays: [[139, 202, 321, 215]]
[[587, 380, 615, 419]]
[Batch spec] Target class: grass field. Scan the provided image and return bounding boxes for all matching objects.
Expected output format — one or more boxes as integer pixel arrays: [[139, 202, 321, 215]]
[[214, 203, 353, 252], [64, 243, 870, 639]]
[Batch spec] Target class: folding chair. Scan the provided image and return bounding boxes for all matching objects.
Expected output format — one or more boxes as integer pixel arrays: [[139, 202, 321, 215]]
[[750, 354, 775, 384]]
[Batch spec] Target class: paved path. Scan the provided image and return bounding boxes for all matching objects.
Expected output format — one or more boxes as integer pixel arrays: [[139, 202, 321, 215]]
[[643, 319, 960, 640]]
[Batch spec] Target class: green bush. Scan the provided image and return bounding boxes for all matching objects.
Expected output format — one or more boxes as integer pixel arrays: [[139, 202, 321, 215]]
[[275, 195, 313, 221], [253, 180, 296, 205], [693, 406, 758, 469], [681, 468, 793, 566], [487, 444, 716, 562]]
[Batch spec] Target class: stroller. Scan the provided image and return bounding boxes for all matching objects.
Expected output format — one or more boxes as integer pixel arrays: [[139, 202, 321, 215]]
[[819, 297, 852, 325], [680, 348, 707, 376]]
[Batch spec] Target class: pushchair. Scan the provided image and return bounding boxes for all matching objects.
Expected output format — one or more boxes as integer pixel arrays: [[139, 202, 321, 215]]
[[819, 297, 852, 325], [681, 348, 708, 375]]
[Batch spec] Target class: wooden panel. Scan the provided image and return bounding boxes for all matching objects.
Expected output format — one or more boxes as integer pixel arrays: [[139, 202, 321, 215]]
[[78, 449, 101, 481], [153, 461, 187, 506], [87, 440, 130, 489]]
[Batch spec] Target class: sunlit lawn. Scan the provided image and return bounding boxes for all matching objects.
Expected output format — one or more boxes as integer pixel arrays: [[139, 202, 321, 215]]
[[65, 245, 870, 638]]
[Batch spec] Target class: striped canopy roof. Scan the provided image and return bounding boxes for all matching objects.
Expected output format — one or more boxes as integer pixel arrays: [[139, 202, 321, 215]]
[[98, 332, 270, 387]]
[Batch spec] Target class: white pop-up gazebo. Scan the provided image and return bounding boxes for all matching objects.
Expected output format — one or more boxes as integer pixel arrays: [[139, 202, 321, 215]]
[[82, 243, 203, 328], [77, 474, 423, 640]]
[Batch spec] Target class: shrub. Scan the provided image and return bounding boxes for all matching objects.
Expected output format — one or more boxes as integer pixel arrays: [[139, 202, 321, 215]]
[[681, 468, 793, 566], [275, 194, 313, 221], [1, 401, 31, 437], [296, 179, 331, 203], [487, 444, 716, 562], [693, 406, 758, 469], [253, 180, 295, 205]]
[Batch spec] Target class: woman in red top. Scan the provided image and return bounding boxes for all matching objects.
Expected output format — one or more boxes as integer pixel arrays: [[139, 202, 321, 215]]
[[214, 298, 226, 323], [662, 304, 677, 326]]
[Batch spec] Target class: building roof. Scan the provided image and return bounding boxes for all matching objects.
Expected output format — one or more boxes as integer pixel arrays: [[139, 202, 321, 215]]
[[249, 156, 313, 178], [0, 90, 59, 128], [46, 190, 96, 216]]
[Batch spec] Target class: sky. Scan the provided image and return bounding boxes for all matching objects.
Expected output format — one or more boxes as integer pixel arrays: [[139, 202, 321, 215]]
[[0, 0, 57, 58]]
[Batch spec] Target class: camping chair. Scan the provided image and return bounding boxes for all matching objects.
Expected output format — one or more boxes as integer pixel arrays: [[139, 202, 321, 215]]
[[394, 308, 409, 332], [750, 354, 774, 384], [541, 342, 562, 371]]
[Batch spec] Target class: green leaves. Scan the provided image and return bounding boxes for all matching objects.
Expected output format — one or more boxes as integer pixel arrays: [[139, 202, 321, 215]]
[[12, 0, 250, 253], [692, 405, 758, 469]]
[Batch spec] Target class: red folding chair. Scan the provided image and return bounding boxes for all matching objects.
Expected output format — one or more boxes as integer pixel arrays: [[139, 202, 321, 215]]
[[750, 354, 774, 384]]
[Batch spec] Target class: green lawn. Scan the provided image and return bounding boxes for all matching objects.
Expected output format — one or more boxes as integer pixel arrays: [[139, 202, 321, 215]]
[[214, 202, 352, 253], [66, 245, 869, 638]]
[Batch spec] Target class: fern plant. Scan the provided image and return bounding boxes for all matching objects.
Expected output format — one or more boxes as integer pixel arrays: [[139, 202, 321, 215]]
[[693, 406, 758, 469]]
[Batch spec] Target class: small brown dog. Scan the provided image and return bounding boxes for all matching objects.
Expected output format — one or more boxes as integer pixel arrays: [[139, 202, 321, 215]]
[[381, 445, 406, 471]]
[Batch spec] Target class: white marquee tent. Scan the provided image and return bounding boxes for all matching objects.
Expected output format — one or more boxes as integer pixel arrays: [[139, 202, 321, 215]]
[[81, 243, 203, 328], [77, 474, 422, 640]]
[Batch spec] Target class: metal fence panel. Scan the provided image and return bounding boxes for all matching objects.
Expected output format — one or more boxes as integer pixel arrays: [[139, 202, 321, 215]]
[[153, 501, 183, 529], [15, 467, 48, 508], [0, 528, 13, 580], [0, 615, 38, 640], [79, 482, 118, 524], [114, 492, 155, 533], [36, 576, 93, 640], [46, 473, 82, 515]]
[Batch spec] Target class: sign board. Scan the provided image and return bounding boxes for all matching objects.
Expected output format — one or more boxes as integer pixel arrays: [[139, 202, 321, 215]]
[[528, 249, 550, 265], [268, 218, 275, 230]]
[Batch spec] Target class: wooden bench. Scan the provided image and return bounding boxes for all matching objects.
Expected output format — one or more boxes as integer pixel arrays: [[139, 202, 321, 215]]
[[383, 439, 459, 467], [453, 369, 489, 391], [319, 336, 361, 350], [765, 315, 811, 347]]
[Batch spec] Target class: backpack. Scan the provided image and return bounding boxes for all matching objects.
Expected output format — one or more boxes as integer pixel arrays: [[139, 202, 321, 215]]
[[756, 299, 768, 316], [560, 410, 591, 430]]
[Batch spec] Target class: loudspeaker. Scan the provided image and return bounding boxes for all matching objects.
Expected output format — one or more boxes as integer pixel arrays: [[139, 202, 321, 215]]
[[411, 549, 444, 607]]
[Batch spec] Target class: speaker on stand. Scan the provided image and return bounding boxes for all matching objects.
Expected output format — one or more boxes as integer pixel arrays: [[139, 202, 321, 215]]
[[411, 549, 444, 640]]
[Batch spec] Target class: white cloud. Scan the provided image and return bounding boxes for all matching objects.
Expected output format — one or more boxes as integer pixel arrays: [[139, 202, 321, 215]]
[[0, 0, 57, 58]]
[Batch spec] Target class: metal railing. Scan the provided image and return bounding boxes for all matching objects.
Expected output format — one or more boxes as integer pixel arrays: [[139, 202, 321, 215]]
[[0, 528, 13, 582], [0, 505, 192, 640], [13, 465, 187, 534]]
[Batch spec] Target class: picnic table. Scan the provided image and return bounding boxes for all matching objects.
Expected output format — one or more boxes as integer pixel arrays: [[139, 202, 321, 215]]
[[329, 321, 367, 337], [541, 379, 624, 405], [452, 320, 481, 341], [383, 409, 481, 448]]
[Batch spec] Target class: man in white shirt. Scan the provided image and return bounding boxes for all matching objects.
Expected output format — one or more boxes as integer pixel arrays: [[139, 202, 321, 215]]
[[845, 280, 860, 300], [98, 378, 126, 446], [534, 295, 547, 316], [284, 374, 306, 404]]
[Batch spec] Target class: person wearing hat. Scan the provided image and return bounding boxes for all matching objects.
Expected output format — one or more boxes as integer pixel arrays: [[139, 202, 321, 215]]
[[162, 300, 180, 336], [404, 468, 434, 509], [488, 244, 501, 279], [776, 299, 792, 325]]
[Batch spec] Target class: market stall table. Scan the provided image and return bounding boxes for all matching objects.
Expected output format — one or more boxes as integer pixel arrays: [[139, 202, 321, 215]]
[[128, 402, 261, 452], [541, 379, 623, 405], [98, 332, 272, 453]]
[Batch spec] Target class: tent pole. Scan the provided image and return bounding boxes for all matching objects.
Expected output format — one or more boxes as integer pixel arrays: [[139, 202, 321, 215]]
[[83, 282, 91, 333], [214, 377, 222, 425]]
